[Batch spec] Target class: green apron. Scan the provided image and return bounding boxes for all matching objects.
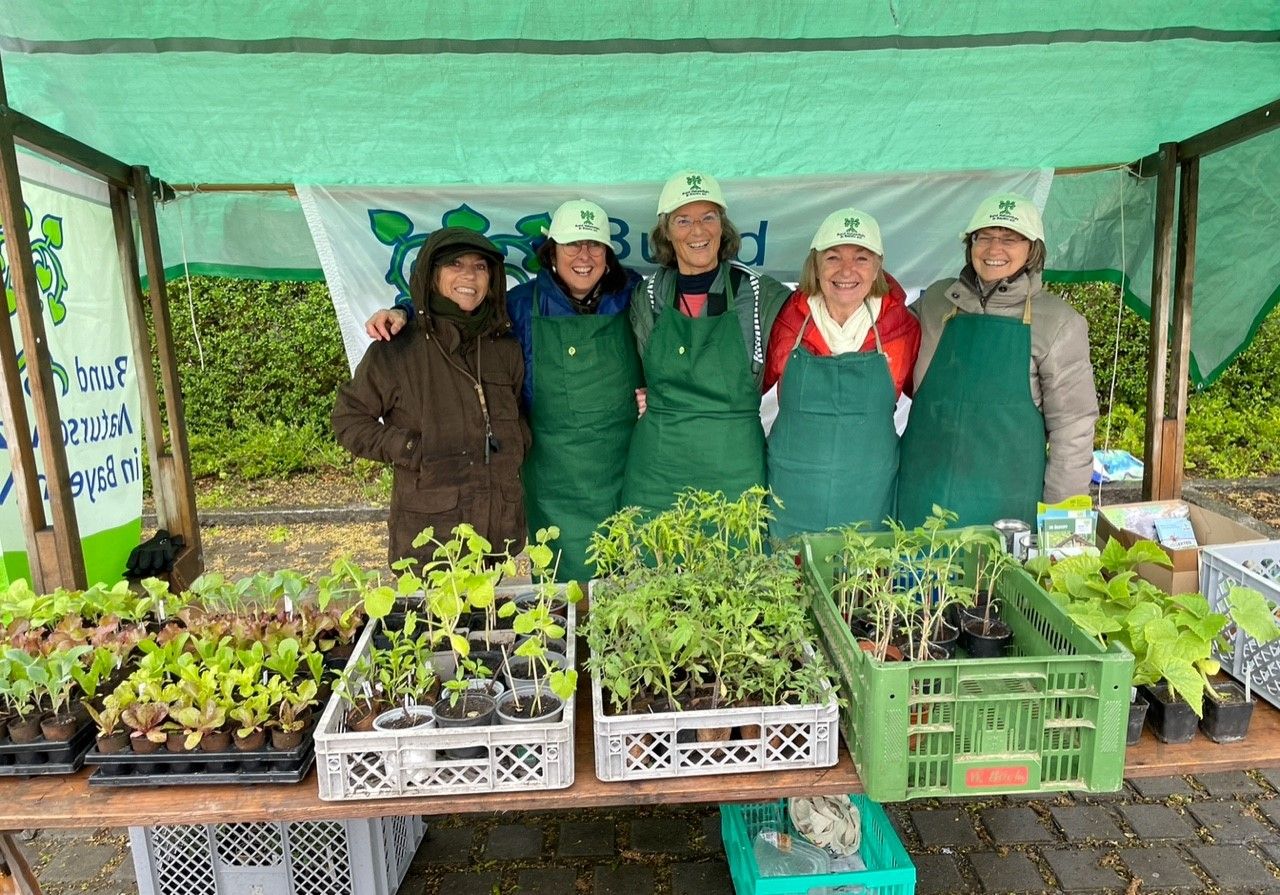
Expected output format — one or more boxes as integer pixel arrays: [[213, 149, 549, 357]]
[[768, 313, 899, 538], [896, 299, 1046, 527], [522, 285, 642, 581], [621, 282, 766, 514]]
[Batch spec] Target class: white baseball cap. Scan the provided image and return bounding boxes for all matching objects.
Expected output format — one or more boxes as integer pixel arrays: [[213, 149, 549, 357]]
[[657, 170, 726, 215], [543, 199, 612, 246], [962, 193, 1044, 242], [810, 207, 884, 256]]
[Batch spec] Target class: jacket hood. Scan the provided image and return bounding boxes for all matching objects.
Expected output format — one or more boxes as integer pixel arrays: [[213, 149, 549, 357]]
[[408, 227, 511, 335]]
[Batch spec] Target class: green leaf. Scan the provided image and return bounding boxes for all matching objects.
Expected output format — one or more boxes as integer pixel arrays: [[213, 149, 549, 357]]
[[368, 210, 413, 245], [364, 585, 396, 620], [1225, 586, 1280, 644], [1099, 537, 1130, 574], [440, 204, 489, 234], [1127, 539, 1173, 569], [41, 215, 63, 248]]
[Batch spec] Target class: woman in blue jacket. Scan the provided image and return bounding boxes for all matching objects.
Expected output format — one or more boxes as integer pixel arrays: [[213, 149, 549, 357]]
[[366, 200, 641, 580]]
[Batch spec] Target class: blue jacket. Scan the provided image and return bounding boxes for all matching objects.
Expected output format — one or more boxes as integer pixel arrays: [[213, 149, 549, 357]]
[[394, 268, 638, 409]]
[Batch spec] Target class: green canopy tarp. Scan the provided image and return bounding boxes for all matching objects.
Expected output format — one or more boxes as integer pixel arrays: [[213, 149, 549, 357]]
[[2, 2, 1277, 384]]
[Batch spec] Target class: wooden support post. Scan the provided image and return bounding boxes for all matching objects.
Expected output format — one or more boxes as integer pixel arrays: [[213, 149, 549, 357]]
[[0, 66, 85, 589], [1142, 143, 1178, 500], [0, 832, 41, 895], [130, 167, 203, 589], [1161, 157, 1200, 499]]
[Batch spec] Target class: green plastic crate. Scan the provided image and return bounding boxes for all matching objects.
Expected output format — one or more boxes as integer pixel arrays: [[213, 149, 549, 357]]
[[721, 795, 915, 895], [801, 532, 1133, 802]]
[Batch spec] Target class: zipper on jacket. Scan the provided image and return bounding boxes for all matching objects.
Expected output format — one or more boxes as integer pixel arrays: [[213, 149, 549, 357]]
[[429, 329, 498, 465]]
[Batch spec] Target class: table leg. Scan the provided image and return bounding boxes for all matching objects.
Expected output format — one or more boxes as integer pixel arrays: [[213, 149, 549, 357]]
[[0, 832, 41, 895]]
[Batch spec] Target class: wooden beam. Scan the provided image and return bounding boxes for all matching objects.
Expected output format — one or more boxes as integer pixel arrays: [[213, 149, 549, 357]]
[[0, 832, 41, 895], [109, 185, 174, 532], [1163, 157, 1200, 498], [1179, 98, 1280, 162], [1, 106, 131, 190], [1142, 143, 1177, 500], [131, 166, 203, 579], [0, 62, 85, 589]]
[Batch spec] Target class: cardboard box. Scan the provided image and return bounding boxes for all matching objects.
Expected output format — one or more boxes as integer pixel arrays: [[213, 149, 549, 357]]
[[1095, 501, 1267, 594]]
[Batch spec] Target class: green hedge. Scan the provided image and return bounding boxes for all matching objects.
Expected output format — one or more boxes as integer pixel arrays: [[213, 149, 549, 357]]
[[165, 276, 1280, 480]]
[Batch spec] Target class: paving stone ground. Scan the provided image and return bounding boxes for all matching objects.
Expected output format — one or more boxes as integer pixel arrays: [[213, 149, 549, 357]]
[[25, 772, 1280, 895]]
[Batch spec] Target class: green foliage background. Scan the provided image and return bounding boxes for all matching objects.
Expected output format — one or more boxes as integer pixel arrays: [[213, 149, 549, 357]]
[[166, 275, 1280, 482]]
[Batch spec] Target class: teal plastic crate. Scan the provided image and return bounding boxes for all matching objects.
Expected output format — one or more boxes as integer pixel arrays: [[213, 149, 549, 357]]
[[720, 795, 915, 895], [801, 531, 1134, 802]]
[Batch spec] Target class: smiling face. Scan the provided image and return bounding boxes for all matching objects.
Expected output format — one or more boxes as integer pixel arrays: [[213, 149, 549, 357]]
[[970, 227, 1031, 285], [433, 252, 491, 312], [818, 244, 882, 319], [553, 240, 607, 299], [665, 200, 723, 275]]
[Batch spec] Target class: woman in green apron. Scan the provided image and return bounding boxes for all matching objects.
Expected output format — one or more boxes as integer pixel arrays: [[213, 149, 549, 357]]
[[622, 171, 790, 515], [897, 193, 1098, 527], [764, 209, 920, 538], [365, 200, 642, 581]]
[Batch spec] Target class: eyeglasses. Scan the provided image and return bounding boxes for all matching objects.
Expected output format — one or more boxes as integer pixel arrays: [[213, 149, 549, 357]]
[[560, 240, 606, 256], [971, 233, 1029, 249], [670, 212, 721, 232]]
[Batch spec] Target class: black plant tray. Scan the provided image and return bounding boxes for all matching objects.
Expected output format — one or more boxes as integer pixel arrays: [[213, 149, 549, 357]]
[[85, 725, 315, 787], [0, 721, 96, 776]]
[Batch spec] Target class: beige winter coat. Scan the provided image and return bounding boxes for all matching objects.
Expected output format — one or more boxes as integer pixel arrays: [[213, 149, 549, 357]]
[[912, 268, 1098, 503]]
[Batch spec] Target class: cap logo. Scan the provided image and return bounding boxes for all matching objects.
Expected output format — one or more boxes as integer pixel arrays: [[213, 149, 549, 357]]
[[987, 198, 1022, 225], [679, 173, 710, 199], [580, 209, 595, 225], [998, 200, 1016, 213], [686, 175, 702, 188]]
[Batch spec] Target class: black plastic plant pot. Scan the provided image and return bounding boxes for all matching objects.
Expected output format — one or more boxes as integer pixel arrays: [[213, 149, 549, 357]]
[[959, 617, 1012, 658], [1127, 695, 1149, 746], [432, 692, 497, 760], [1199, 681, 1255, 744], [1141, 683, 1198, 744]]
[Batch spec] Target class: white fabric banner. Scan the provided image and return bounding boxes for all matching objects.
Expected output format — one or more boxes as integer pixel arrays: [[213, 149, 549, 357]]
[[0, 154, 142, 586], [298, 169, 1052, 372]]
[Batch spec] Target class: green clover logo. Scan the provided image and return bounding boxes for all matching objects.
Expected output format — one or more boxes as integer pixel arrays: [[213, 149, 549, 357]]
[[581, 209, 595, 225], [998, 200, 1016, 213], [687, 175, 703, 189], [844, 217, 861, 231]]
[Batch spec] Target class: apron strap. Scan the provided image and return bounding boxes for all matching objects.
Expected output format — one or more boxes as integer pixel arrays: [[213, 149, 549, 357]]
[[870, 303, 886, 356], [793, 313, 811, 351], [1022, 295, 1033, 325]]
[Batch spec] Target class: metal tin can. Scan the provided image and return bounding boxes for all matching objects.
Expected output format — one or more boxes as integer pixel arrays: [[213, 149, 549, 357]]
[[1013, 530, 1037, 563]]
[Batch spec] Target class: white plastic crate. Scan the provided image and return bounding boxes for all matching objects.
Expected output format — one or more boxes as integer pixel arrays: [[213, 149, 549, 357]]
[[129, 815, 424, 895], [315, 590, 575, 801], [590, 655, 839, 782], [1202, 540, 1280, 709]]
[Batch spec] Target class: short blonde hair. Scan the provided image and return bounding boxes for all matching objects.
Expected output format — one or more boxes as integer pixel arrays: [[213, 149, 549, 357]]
[[648, 209, 741, 269], [798, 248, 890, 299]]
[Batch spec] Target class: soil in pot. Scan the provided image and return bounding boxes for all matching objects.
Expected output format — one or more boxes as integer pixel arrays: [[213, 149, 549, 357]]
[[468, 650, 507, 678], [496, 690, 564, 724], [166, 731, 189, 753], [40, 712, 80, 743], [8, 714, 45, 745], [1142, 683, 1198, 744], [271, 727, 305, 750], [929, 622, 960, 659], [433, 692, 497, 759], [960, 616, 1013, 658], [468, 628, 517, 649], [95, 731, 131, 754], [1200, 681, 1254, 744], [129, 734, 162, 755], [233, 728, 267, 751], [1126, 695, 1149, 746], [200, 729, 233, 752], [373, 706, 434, 731], [345, 702, 383, 733]]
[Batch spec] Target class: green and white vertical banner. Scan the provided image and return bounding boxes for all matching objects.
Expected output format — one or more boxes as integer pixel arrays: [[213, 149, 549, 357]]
[[0, 154, 142, 587], [298, 169, 1052, 371]]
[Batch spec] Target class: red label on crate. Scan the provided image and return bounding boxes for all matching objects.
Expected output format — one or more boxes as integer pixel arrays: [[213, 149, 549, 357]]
[[965, 765, 1030, 788]]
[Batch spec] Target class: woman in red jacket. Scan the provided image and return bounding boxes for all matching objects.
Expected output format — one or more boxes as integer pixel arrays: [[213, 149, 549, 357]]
[[764, 208, 920, 537]]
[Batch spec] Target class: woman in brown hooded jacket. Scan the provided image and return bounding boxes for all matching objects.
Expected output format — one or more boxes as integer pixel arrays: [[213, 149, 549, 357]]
[[333, 227, 530, 566]]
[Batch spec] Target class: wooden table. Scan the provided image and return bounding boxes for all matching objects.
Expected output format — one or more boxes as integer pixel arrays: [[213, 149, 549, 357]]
[[3, 700, 1280, 892]]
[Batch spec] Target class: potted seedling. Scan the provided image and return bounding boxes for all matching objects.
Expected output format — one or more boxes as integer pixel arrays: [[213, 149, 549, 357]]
[[122, 700, 170, 755], [86, 686, 134, 754], [958, 532, 1016, 658]]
